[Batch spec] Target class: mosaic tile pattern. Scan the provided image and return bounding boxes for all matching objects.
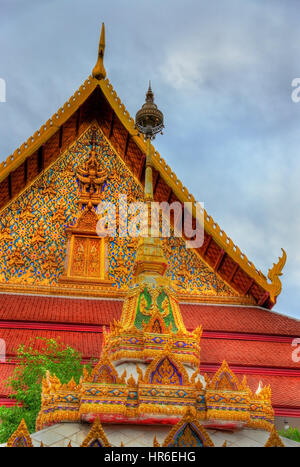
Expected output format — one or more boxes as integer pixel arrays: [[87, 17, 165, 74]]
[[0, 125, 236, 296]]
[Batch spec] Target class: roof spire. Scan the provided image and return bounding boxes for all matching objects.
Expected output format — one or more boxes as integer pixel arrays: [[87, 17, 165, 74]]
[[92, 23, 106, 80], [146, 80, 154, 103]]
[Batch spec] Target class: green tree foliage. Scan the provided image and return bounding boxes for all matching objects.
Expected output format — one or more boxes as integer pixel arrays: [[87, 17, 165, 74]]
[[279, 426, 300, 443], [0, 337, 91, 443]]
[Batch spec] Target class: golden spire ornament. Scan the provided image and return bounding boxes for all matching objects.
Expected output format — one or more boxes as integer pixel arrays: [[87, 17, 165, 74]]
[[134, 84, 167, 280], [92, 23, 106, 80], [135, 82, 164, 202]]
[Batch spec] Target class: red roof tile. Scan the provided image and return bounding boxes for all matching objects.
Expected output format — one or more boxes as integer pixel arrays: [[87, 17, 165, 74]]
[[0, 294, 122, 325], [0, 327, 297, 370], [181, 304, 300, 336], [1, 295, 299, 337], [0, 328, 103, 359], [0, 364, 14, 396], [201, 338, 296, 369]]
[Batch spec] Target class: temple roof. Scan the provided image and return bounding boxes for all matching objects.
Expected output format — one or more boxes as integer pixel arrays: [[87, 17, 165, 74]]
[[0, 25, 286, 308], [0, 294, 299, 335]]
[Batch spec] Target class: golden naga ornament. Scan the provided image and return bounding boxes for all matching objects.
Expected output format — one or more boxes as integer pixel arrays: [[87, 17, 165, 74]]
[[267, 248, 287, 302], [139, 293, 152, 315], [160, 295, 170, 316]]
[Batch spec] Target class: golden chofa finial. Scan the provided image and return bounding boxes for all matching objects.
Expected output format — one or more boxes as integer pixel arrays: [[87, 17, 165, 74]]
[[267, 248, 287, 302], [92, 23, 106, 80]]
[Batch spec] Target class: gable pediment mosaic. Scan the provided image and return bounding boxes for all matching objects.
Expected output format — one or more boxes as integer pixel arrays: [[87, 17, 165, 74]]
[[0, 124, 238, 300]]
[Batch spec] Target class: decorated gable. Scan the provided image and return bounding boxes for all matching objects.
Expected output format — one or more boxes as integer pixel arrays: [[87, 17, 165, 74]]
[[0, 124, 239, 299]]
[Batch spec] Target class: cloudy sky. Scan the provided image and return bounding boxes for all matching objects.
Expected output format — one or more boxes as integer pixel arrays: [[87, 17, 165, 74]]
[[0, 0, 299, 319]]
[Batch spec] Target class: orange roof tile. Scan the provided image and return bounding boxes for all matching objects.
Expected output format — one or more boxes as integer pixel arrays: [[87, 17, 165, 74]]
[[201, 339, 296, 369], [0, 295, 122, 325], [0, 364, 14, 397], [181, 303, 300, 336], [0, 328, 103, 359], [1, 295, 299, 337]]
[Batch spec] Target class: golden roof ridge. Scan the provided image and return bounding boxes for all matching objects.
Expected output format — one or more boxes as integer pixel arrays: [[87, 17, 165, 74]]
[[0, 76, 98, 184]]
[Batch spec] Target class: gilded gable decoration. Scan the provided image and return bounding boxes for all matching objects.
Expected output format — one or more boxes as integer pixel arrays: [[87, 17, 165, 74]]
[[144, 350, 189, 386], [0, 121, 247, 301], [162, 408, 214, 447], [151, 358, 183, 385], [207, 360, 241, 391], [80, 418, 110, 447], [144, 311, 169, 334], [88, 353, 123, 384], [58, 129, 114, 286], [206, 361, 252, 425], [75, 127, 108, 209], [7, 419, 33, 447], [264, 426, 285, 447]]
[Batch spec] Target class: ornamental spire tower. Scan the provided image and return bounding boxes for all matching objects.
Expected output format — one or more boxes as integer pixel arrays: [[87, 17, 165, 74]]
[[135, 81, 164, 201], [104, 83, 200, 366], [133, 83, 168, 283]]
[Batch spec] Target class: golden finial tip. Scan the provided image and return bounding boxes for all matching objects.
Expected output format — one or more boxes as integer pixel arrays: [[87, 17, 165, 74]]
[[100, 22, 105, 47], [92, 23, 106, 80]]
